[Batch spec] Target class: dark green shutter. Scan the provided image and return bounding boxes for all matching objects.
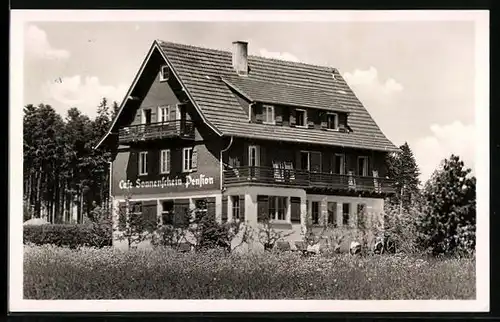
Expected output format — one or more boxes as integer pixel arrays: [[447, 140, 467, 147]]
[[174, 199, 190, 226], [118, 202, 127, 230], [290, 109, 297, 126], [221, 195, 228, 222], [257, 195, 269, 222], [206, 197, 216, 220], [255, 105, 264, 124], [290, 197, 301, 223], [320, 111, 328, 129], [239, 195, 245, 221], [275, 106, 283, 125], [142, 200, 158, 232]]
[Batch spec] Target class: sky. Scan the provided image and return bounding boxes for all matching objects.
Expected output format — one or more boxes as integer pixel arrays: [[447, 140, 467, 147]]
[[23, 19, 477, 184]]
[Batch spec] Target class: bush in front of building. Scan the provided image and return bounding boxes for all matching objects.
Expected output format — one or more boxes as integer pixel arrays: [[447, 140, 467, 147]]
[[23, 223, 112, 248]]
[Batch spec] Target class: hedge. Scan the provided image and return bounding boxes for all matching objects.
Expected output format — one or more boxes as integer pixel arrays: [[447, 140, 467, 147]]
[[23, 224, 112, 248]]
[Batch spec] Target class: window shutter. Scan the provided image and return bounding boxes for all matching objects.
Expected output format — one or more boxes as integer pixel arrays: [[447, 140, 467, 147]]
[[320, 112, 328, 129], [290, 197, 301, 223], [290, 109, 297, 126], [191, 148, 198, 170], [166, 150, 171, 173], [257, 195, 269, 222], [239, 195, 245, 221], [157, 106, 162, 122], [221, 196, 228, 222], [207, 197, 216, 220], [174, 199, 190, 226], [255, 105, 264, 124], [275, 106, 283, 125], [118, 202, 127, 230], [142, 201, 158, 232], [169, 105, 177, 121]]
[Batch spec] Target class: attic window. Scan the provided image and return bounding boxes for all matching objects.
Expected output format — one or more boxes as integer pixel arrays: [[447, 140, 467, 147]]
[[327, 113, 339, 130], [160, 65, 170, 82]]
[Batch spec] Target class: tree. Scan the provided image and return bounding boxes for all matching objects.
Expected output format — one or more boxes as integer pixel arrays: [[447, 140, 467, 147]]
[[416, 154, 476, 256], [386, 142, 421, 210]]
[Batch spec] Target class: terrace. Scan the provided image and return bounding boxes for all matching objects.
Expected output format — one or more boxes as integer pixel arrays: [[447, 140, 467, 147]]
[[118, 120, 195, 144], [223, 166, 396, 195]]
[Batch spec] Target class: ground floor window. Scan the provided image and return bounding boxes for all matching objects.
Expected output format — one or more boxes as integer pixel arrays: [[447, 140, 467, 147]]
[[342, 203, 350, 226], [231, 195, 240, 220], [311, 201, 320, 225], [327, 201, 337, 227], [268, 196, 287, 221], [161, 200, 174, 225]]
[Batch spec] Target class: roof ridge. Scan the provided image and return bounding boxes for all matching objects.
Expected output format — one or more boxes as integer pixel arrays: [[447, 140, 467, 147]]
[[157, 39, 337, 73]]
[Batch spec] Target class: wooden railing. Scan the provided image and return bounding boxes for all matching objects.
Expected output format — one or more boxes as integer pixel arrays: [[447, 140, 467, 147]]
[[223, 166, 395, 194], [118, 120, 195, 143]]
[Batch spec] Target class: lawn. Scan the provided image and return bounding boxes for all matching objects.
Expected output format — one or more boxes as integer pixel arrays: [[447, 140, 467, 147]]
[[23, 244, 475, 300]]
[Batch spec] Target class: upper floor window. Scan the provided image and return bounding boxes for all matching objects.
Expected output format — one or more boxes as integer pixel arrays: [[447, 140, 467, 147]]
[[158, 105, 177, 123], [160, 149, 171, 174], [182, 147, 193, 172], [358, 156, 369, 176], [159, 65, 170, 82], [141, 108, 152, 124], [263, 105, 275, 124], [334, 153, 345, 175], [296, 109, 307, 127], [327, 112, 339, 130], [248, 145, 260, 167], [138, 151, 148, 176]]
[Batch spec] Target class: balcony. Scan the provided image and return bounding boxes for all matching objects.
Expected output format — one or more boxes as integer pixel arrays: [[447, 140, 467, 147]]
[[118, 120, 195, 144], [223, 166, 396, 195]]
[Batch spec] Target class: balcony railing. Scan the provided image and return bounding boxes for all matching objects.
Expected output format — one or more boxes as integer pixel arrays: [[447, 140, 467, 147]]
[[118, 120, 195, 143], [223, 166, 395, 194]]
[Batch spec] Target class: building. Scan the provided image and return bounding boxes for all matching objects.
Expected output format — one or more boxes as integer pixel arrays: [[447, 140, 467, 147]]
[[96, 39, 398, 250]]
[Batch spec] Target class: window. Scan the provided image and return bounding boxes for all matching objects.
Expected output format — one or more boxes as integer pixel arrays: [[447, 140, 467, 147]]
[[128, 202, 143, 226], [263, 105, 275, 124], [327, 113, 339, 130], [159, 65, 170, 82], [160, 149, 170, 174], [357, 203, 367, 228], [248, 145, 260, 167], [358, 156, 369, 176], [138, 151, 148, 176], [327, 202, 337, 226], [300, 151, 310, 171], [312, 201, 320, 225], [195, 199, 208, 213], [161, 200, 174, 225], [269, 196, 287, 221], [342, 203, 350, 226], [334, 154, 345, 175], [158, 106, 177, 122], [296, 109, 307, 127], [142, 109, 152, 124], [182, 147, 193, 172], [231, 196, 240, 220]]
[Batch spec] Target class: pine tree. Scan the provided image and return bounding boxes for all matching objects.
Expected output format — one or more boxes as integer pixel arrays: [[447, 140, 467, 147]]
[[386, 142, 421, 210], [416, 154, 476, 256]]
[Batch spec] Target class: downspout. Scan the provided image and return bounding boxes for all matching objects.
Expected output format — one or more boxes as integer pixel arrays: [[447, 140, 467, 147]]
[[220, 136, 234, 192], [108, 161, 113, 209]]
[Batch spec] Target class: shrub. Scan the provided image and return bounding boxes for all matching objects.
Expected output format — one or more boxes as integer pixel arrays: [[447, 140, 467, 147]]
[[23, 224, 112, 248], [416, 155, 476, 256]]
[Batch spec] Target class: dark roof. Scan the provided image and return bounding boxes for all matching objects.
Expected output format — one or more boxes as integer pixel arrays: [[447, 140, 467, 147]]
[[221, 76, 350, 113], [156, 40, 397, 152]]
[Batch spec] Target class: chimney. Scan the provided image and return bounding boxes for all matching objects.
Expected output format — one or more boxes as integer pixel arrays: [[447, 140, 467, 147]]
[[232, 41, 248, 76]]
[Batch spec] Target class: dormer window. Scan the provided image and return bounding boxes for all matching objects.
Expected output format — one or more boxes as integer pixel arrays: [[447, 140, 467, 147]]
[[327, 112, 339, 130], [159, 65, 170, 82], [295, 109, 307, 127], [263, 105, 275, 124]]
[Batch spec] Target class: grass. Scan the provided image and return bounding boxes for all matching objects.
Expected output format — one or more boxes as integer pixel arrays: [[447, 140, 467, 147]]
[[23, 244, 475, 300]]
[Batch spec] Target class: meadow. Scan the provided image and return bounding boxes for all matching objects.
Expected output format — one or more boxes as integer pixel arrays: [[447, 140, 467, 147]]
[[23, 244, 475, 300]]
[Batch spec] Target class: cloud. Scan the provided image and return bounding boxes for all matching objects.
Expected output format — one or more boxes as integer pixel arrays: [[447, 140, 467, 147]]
[[44, 75, 128, 117], [259, 48, 301, 62], [25, 24, 70, 60], [412, 121, 475, 184], [343, 67, 403, 95]]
